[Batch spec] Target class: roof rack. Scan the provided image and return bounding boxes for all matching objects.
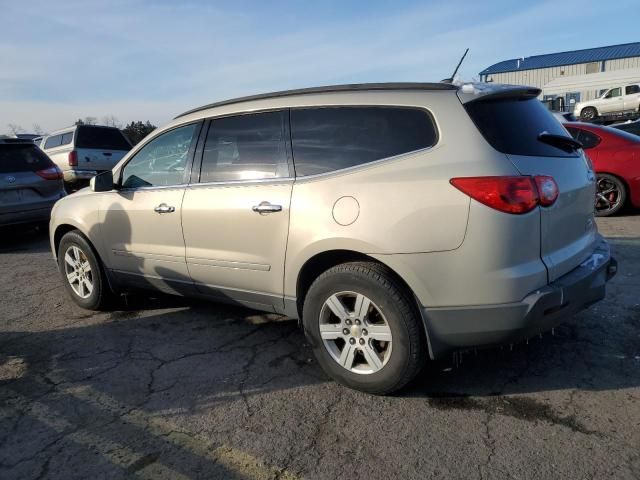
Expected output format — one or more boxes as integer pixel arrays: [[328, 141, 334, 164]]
[[175, 82, 458, 119]]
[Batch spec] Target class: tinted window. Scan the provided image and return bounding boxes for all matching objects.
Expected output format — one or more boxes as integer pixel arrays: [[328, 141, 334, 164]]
[[44, 135, 62, 149], [121, 124, 197, 188], [76, 126, 131, 150], [200, 111, 289, 183], [465, 97, 578, 157], [60, 132, 73, 146], [291, 107, 437, 176], [625, 85, 640, 95], [0, 144, 53, 173], [579, 130, 601, 149]]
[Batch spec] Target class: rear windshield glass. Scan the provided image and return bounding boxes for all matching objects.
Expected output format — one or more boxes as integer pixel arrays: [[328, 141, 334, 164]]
[[465, 97, 578, 157], [76, 126, 131, 150], [0, 144, 53, 173]]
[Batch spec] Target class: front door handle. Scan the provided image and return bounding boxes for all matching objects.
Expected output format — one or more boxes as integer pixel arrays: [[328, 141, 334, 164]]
[[252, 201, 282, 214], [154, 203, 175, 214]]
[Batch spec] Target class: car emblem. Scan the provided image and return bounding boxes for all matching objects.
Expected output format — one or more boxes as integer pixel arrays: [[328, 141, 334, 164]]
[[5, 175, 16, 183]]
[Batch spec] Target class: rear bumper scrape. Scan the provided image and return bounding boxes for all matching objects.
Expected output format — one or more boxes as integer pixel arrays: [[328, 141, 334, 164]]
[[423, 237, 616, 358]]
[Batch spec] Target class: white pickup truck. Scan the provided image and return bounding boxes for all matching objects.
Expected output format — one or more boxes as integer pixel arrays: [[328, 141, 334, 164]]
[[574, 84, 640, 121]]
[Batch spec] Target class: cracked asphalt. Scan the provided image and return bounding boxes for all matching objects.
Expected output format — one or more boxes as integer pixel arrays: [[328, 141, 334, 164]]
[[1, 214, 639, 479]]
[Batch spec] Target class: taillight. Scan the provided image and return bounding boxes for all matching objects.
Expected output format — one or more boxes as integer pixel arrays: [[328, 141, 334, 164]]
[[450, 175, 558, 214], [533, 175, 559, 206], [35, 166, 63, 180], [68, 150, 78, 166]]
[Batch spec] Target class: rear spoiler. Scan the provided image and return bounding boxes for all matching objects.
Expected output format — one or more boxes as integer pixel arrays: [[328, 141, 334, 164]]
[[456, 82, 541, 104]]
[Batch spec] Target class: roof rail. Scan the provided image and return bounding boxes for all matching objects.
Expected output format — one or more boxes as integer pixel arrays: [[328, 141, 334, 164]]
[[175, 82, 458, 119]]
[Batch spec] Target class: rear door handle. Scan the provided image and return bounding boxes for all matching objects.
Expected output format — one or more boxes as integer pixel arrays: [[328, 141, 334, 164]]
[[154, 203, 175, 214], [252, 201, 282, 214]]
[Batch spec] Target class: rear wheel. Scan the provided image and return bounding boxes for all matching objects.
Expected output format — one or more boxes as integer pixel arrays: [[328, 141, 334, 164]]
[[58, 231, 113, 310], [303, 262, 426, 394], [580, 107, 598, 121], [595, 174, 626, 216]]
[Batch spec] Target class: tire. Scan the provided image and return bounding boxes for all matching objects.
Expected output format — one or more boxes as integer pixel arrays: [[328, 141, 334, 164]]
[[580, 107, 597, 121], [302, 261, 426, 394], [58, 230, 113, 310], [595, 174, 627, 217]]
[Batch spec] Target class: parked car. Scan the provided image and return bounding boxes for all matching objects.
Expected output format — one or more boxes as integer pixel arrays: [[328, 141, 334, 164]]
[[564, 122, 640, 216], [612, 119, 640, 137], [41, 125, 131, 189], [49, 83, 616, 394], [1, 138, 65, 227], [574, 83, 640, 121]]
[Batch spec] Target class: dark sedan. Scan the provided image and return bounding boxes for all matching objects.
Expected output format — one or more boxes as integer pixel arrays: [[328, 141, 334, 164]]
[[0, 138, 66, 227]]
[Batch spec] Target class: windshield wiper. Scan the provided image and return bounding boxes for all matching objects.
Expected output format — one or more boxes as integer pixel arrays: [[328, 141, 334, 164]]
[[537, 131, 583, 153]]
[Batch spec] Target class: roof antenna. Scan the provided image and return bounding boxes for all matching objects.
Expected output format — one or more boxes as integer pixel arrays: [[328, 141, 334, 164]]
[[441, 48, 469, 83]]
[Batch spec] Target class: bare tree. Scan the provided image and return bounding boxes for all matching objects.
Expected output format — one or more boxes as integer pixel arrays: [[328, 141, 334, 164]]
[[7, 123, 23, 135], [32, 123, 45, 135], [83, 117, 97, 125], [101, 115, 121, 128]]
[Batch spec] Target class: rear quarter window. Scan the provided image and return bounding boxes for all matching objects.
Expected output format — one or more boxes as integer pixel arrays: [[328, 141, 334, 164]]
[[290, 106, 438, 176], [76, 126, 132, 150], [0, 144, 53, 173], [465, 97, 578, 157]]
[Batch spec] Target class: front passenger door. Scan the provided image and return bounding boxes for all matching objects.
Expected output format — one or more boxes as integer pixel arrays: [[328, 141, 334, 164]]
[[102, 122, 201, 295]]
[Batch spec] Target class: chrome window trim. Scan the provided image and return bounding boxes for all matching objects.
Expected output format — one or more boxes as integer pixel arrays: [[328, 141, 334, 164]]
[[187, 176, 294, 189]]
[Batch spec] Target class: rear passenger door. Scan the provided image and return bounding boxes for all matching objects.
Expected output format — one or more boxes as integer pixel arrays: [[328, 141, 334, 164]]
[[181, 110, 293, 311]]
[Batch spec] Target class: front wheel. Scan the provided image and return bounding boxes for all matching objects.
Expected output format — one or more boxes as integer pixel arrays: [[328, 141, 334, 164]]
[[580, 107, 598, 121], [595, 174, 626, 217], [303, 262, 426, 394], [58, 231, 113, 310]]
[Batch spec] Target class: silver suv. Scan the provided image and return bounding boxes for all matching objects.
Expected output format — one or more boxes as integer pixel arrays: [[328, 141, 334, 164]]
[[41, 125, 131, 189], [49, 83, 617, 394]]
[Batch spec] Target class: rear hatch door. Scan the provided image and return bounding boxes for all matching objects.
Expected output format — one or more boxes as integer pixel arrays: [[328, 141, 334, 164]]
[[75, 126, 131, 171], [0, 142, 63, 213], [461, 87, 597, 282]]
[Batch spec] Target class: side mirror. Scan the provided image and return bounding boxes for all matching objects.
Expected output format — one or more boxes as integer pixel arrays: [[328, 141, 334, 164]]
[[90, 171, 115, 192]]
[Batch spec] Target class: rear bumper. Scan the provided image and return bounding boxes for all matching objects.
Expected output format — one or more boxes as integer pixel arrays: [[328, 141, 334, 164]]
[[423, 237, 616, 358], [0, 205, 54, 227]]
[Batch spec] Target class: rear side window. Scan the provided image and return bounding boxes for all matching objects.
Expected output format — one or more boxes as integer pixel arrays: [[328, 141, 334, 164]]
[[44, 135, 63, 149], [200, 111, 289, 183], [290, 107, 437, 176], [465, 97, 578, 157], [626, 85, 640, 95], [76, 126, 131, 150], [0, 144, 53, 173], [61, 132, 73, 146]]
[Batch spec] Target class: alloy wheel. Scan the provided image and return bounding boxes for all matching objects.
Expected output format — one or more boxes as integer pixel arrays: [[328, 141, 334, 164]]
[[64, 245, 94, 299], [319, 291, 392, 374]]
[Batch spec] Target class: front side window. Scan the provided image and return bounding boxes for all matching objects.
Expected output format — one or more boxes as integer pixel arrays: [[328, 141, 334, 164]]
[[625, 85, 640, 95], [291, 107, 437, 176], [200, 111, 289, 183], [121, 123, 197, 188], [605, 88, 622, 98]]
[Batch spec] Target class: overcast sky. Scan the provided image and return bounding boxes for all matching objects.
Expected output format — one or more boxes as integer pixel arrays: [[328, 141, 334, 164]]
[[1, 0, 637, 134]]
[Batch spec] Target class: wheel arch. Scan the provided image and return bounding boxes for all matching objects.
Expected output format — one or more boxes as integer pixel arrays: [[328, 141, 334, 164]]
[[294, 249, 436, 359]]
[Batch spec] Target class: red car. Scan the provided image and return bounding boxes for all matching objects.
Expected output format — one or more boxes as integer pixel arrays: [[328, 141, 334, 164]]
[[565, 122, 640, 216]]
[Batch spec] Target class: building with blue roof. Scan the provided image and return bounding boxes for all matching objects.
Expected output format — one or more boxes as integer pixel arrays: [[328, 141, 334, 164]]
[[479, 42, 640, 111]]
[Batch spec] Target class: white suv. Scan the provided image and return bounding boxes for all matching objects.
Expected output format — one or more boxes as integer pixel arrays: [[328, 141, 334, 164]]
[[575, 84, 640, 120]]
